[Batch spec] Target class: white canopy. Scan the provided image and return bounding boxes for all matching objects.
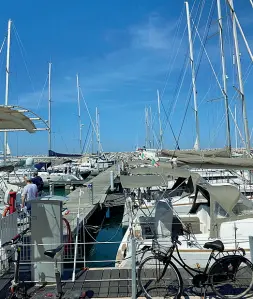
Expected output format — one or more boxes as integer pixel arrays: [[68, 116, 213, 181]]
[[0, 106, 36, 132]]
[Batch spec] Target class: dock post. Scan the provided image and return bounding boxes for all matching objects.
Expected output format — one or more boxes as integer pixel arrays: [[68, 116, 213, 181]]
[[49, 182, 54, 195], [131, 236, 136, 299], [117, 163, 121, 175], [88, 183, 94, 204], [249, 236, 253, 261], [110, 170, 114, 191]]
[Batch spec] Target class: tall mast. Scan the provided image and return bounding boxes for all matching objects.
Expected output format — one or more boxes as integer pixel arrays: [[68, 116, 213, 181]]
[[157, 89, 163, 150], [185, 1, 200, 150], [217, 0, 231, 154], [145, 107, 149, 148], [235, 105, 238, 150], [228, 0, 251, 154], [76, 74, 82, 153], [149, 107, 153, 148], [96, 107, 100, 154], [48, 62, 52, 155], [4, 19, 12, 163]]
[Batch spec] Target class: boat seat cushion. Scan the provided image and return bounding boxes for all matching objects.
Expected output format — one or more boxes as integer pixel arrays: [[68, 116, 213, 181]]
[[203, 240, 224, 252]]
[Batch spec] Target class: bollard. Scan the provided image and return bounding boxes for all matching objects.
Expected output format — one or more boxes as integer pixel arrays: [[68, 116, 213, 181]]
[[110, 170, 114, 191], [88, 183, 93, 204], [117, 164, 121, 175], [49, 182, 54, 195]]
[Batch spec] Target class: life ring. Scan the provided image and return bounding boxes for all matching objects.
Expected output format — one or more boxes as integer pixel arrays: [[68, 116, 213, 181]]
[[2, 206, 10, 217]]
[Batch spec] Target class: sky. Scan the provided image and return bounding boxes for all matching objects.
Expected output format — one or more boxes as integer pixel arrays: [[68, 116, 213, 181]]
[[0, 0, 252, 155]]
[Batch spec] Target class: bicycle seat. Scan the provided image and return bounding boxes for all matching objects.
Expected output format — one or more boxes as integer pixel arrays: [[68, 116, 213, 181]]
[[44, 245, 64, 259], [204, 240, 224, 252]]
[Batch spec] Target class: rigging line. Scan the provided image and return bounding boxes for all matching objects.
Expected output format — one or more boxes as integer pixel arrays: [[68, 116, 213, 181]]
[[79, 86, 103, 152], [159, 0, 203, 142], [12, 23, 35, 94], [164, 0, 209, 127], [170, 0, 215, 158], [161, 0, 199, 100], [81, 121, 91, 154], [36, 74, 48, 110], [209, 63, 253, 146], [191, 18, 224, 95], [161, 3, 185, 98], [168, 0, 204, 114]]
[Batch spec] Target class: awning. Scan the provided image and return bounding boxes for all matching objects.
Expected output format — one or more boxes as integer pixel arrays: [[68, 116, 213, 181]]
[[161, 148, 230, 158], [176, 156, 253, 170], [120, 175, 168, 188], [0, 106, 36, 132]]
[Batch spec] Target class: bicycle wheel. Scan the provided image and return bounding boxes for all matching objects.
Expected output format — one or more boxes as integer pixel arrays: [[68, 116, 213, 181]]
[[138, 256, 183, 299], [209, 255, 253, 299]]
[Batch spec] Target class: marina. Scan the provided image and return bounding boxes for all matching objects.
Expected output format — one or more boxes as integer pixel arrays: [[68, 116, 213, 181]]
[[1, 0, 253, 298]]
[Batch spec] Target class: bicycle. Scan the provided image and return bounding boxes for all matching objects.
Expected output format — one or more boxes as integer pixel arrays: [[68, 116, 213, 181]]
[[138, 233, 253, 299], [2, 228, 30, 298], [2, 232, 94, 299]]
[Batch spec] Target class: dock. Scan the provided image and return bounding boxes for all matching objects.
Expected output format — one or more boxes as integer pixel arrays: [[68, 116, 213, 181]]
[[64, 165, 119, 233], [27, 268, 220, 298]]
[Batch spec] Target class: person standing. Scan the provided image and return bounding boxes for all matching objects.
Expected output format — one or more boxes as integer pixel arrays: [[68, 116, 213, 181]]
[[21, 179, 38, 211], [31, 171, 44, 196]]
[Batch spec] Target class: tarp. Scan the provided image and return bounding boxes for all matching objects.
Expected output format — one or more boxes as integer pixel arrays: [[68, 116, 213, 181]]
[[120, 175, 168, 188], [176, 156, 253, 170], [34, 162, 52, 170], [48, 150, 82, 158], [161, 148, 230, 158], [0, 106, 36, 132], [0, 165, 14, 172]]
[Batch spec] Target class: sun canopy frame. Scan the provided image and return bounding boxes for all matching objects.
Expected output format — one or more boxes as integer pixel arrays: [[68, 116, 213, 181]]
[[0, 105, 49, 132]]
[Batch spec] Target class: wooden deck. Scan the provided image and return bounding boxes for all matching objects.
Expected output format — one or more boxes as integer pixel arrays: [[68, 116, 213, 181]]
[[64, 165, 118, 233], [27, 268, 226, 298]]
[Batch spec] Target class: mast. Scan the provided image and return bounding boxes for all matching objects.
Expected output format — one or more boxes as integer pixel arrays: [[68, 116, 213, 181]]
[[145, 107, 149, 148], [76, 73, 82, 153], [217, 0, 231, 154], [149, 107, 153, 148], [235, 105, 238, 150], [228, 0, 251, 154], [157, 89, 163, 150], [96, 107, 100, 154], [4, 19, 12, 163], [185, 1, 200, 150], [48, 62, 52, 155]]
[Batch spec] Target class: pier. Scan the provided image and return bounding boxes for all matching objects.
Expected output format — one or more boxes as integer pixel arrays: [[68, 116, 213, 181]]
[[63, 165, 119, 233]]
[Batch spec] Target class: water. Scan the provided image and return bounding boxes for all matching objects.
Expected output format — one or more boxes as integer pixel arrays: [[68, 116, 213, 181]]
[[46, 187, 125, 269], [86, 206, 124, 268]]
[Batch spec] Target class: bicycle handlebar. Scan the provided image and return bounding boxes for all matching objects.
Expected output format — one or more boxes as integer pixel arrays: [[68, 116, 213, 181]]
[[1, 228, 30, 248]]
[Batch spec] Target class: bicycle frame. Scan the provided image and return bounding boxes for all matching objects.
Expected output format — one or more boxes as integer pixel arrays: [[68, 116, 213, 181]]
[[168, 243, 215, 279]]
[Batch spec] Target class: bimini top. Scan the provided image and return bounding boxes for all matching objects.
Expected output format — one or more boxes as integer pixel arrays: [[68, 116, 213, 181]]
[[0, 106, 36, 133]]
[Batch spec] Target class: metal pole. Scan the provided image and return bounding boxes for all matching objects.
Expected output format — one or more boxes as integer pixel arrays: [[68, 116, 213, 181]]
[[228, 0, 251, 155], [4, 19, 12, 164], [235, 105, 238, 150], [76, 74, 82, 153], [96, 107, 100, 154], [48, 62, 52, 155], [131, 233, 136, 298], [185, 1, 200, 150], [145, 107, 149, 148], [149, 107, 153, 148], [110, 170, 114, 191], [217, 0, 231, 155], [157, 89, 163, 150]]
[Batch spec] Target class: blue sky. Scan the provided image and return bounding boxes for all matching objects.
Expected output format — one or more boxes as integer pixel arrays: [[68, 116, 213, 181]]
[[0, 0, 252, 155]]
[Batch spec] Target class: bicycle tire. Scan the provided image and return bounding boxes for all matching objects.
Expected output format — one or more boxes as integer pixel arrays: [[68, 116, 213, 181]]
[[138, 256, 183, 299], [209, 255, 253, 299]]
